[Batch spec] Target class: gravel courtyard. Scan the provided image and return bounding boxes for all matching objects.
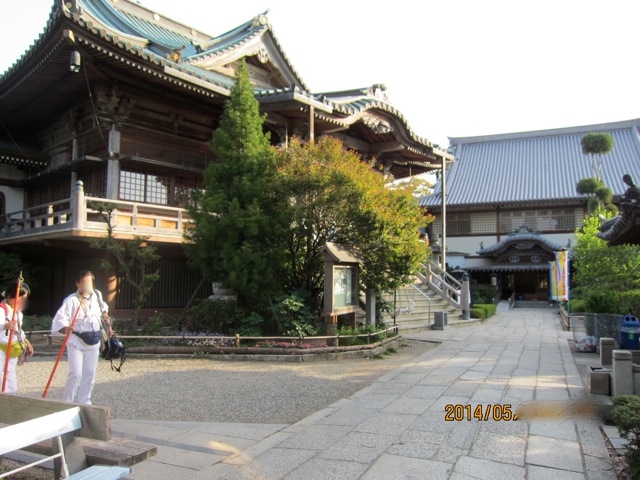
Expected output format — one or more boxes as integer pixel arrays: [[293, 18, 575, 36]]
[[15, 340, 435, 424]]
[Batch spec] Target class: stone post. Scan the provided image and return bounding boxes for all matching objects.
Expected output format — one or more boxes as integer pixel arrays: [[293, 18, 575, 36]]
[[600, 337, 615, 366], [365, 288, 376, 328], [612, 350, 633, 396], [461, 274, 470, 320]]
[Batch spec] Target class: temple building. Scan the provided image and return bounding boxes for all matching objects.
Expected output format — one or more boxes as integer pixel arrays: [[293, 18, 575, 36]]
[[0, 0, 451, 315], [421, 119, 640, 302]]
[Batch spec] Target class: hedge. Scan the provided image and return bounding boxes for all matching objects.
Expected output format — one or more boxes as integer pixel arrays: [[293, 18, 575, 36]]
[[612, 395, 640, 479], [473, 304, 497, 318], [566, 298, 587, 313], [584, 289, 640, 315], [470, 308, 486, 320]]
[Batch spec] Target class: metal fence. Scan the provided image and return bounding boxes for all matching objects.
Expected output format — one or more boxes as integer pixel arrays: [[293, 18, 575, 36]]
[[571, 313, 623, 350]]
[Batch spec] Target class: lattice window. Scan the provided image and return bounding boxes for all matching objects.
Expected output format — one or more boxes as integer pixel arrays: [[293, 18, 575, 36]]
[[119, 168, 201, 207], [500, 208, 576, 233], [448, 213, 471, 236], [119, 170, 146, 202], [81, 168, 106, 198]]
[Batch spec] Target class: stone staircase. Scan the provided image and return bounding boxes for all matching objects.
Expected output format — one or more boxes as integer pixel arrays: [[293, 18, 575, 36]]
[[382, 282, 464, 333]]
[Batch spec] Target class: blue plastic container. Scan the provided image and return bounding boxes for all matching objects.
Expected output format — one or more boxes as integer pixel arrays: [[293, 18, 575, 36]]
[[620, 315, 640, 349]]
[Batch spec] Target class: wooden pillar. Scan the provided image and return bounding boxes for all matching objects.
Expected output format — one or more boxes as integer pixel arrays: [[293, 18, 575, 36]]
[[308, 106, 315, 142], [441, 155, 446, 271], [106, 124, 120, 200]]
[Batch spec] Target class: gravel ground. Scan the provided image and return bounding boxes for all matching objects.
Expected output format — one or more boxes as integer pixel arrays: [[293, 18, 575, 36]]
[[15, 340, 435, 424]]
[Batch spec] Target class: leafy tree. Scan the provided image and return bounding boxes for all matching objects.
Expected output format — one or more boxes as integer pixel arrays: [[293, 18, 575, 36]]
[[577, 133, 615, 213], [581, 132, 614, 181], [572, 211, 640, 312], [0, 252, 39, 291], [576, 177, 615, 213], [276, 137, 429, 311], [186, 60, 287, 312], [88, 202, 160, 326]]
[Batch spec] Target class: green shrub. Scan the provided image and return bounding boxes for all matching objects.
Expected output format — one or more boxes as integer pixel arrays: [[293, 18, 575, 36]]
[[474, 304, 497, 318], [269, 291, 317, 337], [567, 298, 587, 313], [22, 315, 52, 331], [470, 308, 486, 320], [184, 298, 244, 334], [472, 285, 497, 304], [140, 312, 180, 335], [612, 395, 640, 479], [584, 289, 640, 315], [236, 312, 264, 337]]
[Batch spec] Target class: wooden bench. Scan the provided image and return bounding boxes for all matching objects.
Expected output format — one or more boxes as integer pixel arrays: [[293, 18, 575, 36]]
[[0, 407, 130, 479], [0, 395, 156, 478]]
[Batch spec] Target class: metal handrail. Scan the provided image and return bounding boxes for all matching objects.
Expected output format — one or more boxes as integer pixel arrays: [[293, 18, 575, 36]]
[[508, 292, 516, 311], [410, 283, 431, 324]]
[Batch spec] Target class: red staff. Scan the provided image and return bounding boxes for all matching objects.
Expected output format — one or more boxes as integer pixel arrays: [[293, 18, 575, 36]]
[[2, 272, 23, 393], [42, 296, 83, 399]]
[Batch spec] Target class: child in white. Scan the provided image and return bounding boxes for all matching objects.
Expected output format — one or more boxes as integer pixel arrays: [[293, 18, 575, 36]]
[[0, 282, 33, 393], [51, 271, 112, 405]]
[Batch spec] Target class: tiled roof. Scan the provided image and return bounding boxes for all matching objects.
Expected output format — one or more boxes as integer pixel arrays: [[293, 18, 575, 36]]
[[421, 119, 640, 208], [477, 226, 566, 256]]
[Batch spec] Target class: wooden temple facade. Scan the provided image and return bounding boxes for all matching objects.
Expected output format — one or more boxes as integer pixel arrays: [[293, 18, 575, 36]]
[[421, 119, 640, 302], [0, 0, 451, 315]]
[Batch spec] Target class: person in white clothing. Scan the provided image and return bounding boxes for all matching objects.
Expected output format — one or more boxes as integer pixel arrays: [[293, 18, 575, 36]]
[[51, 270, 113, 404], [0, 281, 33, 393]]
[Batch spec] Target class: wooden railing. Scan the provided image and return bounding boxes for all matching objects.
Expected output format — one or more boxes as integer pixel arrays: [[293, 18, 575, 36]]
[[0, 181, 192, 243]]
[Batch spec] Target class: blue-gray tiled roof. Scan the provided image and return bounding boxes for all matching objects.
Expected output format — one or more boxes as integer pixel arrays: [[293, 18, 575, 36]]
[[421, 119, 640, 208]]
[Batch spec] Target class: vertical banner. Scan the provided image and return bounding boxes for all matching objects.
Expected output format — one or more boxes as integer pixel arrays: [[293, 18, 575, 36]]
[[551, 250, 569, 301], [549, 261, 557, 300]]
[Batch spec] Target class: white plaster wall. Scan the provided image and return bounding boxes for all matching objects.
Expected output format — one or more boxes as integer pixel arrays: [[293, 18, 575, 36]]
[[0, 164, 25, 214]]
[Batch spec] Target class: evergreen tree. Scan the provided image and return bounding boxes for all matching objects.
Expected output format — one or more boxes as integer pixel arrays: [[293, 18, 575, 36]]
[[186, 61, 286, 310]]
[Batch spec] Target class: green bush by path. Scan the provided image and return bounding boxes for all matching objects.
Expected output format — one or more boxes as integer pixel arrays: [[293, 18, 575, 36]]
[[470, 308, 486, 320], [612, 395, 640, 479], [584, 289, 640, 315], [473, 304, 497, 318]]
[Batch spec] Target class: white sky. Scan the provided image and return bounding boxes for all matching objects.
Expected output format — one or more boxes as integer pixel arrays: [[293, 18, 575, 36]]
[[1, 0, 638, 147]]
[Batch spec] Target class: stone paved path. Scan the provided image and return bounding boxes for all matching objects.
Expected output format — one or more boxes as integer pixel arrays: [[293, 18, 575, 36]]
[[120, 308, 616, 480]]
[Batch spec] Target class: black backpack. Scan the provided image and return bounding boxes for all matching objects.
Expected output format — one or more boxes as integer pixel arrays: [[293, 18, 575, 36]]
[[102, 336, 126, 372]]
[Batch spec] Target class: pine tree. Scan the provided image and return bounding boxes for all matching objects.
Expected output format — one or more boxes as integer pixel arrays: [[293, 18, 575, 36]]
[[187, 61, 286, 309]]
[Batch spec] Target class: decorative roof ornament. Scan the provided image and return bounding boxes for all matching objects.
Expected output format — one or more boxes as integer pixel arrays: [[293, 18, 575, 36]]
[[596, 174, 640, 246], [362, 115, 393, 134], [252, 12, 269, 27]]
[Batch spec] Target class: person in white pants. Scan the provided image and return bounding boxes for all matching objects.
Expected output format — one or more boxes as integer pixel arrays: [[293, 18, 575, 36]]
[[51, 270, 112, 405], [0, 282, 33, 393]]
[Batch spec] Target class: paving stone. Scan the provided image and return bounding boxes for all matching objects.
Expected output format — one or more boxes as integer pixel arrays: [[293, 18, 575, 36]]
[[470, 387, 505, 403], [576, 421, 610, 458], [317, 406, 379, 427], [528, 419, 578, 441], [470, 431, 527, 466], [355, 412, 418, 436], [318, 431, 396, 463], [584, 454, 618, 480], [278, 424, 351, 451], [361, 454, 453, 480], [218, 448, 317, 480], [285, 459, 368, 480], [527, 465, 585, 480], [433, 445, 468, 463], [526, 435, 583, 472], [382, 396, 433, 415], [386, 429, 440, 460], [404, 384, 448, 399], [452, 456, 525, 480]]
